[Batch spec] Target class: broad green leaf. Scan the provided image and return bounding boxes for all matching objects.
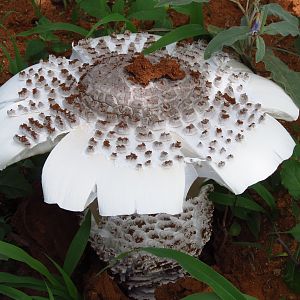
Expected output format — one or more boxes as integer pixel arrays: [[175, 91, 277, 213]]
[[0, 166, 32, 199], [207, 25, 224, 36], [86, 13, 136, 38], [142, 247, 248, 300], [263, 21, 299, 37], [156, 0, 209, 6], [250, 182, 276, 210], [255, 36, 265, 63], [190, 2, 204, 26], [18, 22, 89, 37], [287, 224, 300, 241], [25, 39, 47, 62], [78, 0, 110, 18], [63, 210, 91, 276], [210, 192, 266, 213], [204, 26, 250, 59], [129, 0, 157, 13], [112, 0, 124, 14], [280, 159, 300, 200], [263, 49, 300, 108], [48, 256, 79, 299], [143, 24, 206, 54], [0, 285, 31, 300], [0, 241, 59, 287], [262, 3, 299, 29], [128, 9, 167, 21]]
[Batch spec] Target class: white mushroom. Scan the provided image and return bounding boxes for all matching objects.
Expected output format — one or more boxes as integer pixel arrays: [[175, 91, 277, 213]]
[[0, 33, 297, 215], [0, 32, 298, 298]]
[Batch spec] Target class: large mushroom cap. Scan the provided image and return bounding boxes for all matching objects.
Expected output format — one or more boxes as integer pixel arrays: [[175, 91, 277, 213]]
[[0, 32, 298, 216]]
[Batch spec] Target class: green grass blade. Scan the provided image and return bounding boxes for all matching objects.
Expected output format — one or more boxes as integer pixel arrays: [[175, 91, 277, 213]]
[[63, 210, 91, 276], [250, 182, 276, 210], [0, 43, 18, 74], [86, 13, 136, 38], [0, 285, 31, 300], [0, 272, 45, 288], [183, 292, 257, 300], [47, 256, 79, 299], [0, 241, 59, 287], [142, 248, 248, 300], [17, 22, 89, 37], [143, 24, 206, 54], [182, 292, 222, 300], [45, 282, 55, 300]]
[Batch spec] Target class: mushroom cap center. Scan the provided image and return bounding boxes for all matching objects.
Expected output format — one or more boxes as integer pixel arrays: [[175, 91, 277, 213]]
[[76, 53, 200, 128]]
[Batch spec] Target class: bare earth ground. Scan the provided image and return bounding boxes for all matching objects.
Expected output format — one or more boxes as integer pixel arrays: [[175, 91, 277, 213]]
[[0, 0, 300, 299]]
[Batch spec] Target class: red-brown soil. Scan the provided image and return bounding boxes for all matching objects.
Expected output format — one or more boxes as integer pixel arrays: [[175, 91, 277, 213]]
[[0, 1, 300, 300]]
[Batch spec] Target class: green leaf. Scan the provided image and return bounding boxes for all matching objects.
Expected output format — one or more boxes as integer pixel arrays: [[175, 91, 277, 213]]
[[47, 256, 79, 299], [142, 247, 249, 300], [204, 26, 250, 59], [25, 39, 47, 62], [45, 282, 55, 300], [263, 49, 300, 108], [0, 43, 18, 74], [11, 37, 27, 72], [156, 0, 209, 6], [112, 0, 124, 14], [128, 9, 167, 21], [78, 0, 110, 18], [263, 21, 299, 37], [281, 159, 300, 200], [255, 36, 266, 63], [86, 13, 136, 38], [250, 182, 276, 210], [182, 292, 257, 300], [182, 292, 222, 300], [210, 192, 266, 213], [262, 3, 299, 29], [287, 224, 300, 241], [63, 210, 91, 276], [143, 24, 206, 54], [229, 222, 241, 237], [0, 166, 32, 199], [18, 22, 89, 37], [207, 25, 224, 36], [0, 272, 45, 289], [0, 285, 31, 300], [0, 241, 59, 287]]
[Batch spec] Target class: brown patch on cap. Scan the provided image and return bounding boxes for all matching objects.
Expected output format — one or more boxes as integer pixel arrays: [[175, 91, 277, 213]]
[[125, 54, 186, 86]]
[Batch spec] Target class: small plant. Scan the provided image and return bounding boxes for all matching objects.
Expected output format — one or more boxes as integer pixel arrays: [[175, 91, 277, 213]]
[[0, 210, 91, 299]]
